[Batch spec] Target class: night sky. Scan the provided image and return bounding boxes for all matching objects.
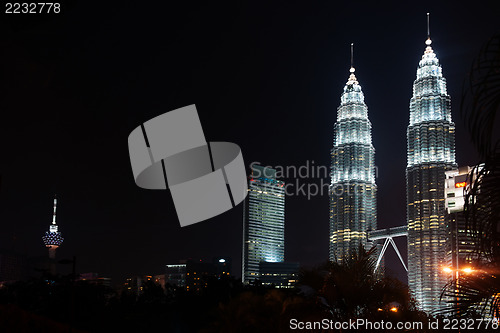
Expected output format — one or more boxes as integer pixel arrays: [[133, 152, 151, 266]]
[[1, 1, 499, 285]]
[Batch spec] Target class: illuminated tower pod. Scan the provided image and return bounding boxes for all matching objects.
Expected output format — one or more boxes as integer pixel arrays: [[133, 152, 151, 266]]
[[329, 44, 377, 263], [42, 196, 64, 260], [242, 165, 285, 284], [406, 15, 457, 314]]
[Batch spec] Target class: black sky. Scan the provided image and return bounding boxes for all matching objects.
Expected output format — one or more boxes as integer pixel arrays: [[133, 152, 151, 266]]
[[1, 1, 499, 284]]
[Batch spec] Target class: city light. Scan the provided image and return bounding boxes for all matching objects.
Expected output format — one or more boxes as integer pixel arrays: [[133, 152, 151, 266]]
[[443, 266, 475, 274], [462, 267, 474, 274], [390, 307, 398, 313]]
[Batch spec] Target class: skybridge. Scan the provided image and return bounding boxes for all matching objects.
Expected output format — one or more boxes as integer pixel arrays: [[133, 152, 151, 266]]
[[368, 225, 408, 272]]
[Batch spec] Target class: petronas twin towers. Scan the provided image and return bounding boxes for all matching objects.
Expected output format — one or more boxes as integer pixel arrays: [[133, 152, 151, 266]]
[[329, 18, 456, 313]]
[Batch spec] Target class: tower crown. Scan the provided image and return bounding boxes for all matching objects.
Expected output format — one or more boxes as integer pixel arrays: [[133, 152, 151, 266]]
[[409, 36, 451, 127], [416, 43, 442, 81], [332, 43, 376, 182], [416, 13, 441, 79], [340, 74, 363, 107]]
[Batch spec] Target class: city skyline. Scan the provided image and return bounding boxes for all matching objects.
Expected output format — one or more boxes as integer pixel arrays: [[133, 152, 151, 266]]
[[0, 2, 497, 284]]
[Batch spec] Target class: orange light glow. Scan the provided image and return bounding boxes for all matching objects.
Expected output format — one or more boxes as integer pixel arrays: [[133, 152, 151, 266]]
[[462, 267, 474, 274], [390, 307, 398, 312], [443, 267, 453, 273], [455, 182, 466, 188]]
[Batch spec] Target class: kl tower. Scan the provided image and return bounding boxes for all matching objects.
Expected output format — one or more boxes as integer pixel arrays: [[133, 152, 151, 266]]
[[42, 196, 64, 273]]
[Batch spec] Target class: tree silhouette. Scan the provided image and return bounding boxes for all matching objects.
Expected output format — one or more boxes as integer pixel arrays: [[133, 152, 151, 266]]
[[309, 245, 424, 323]]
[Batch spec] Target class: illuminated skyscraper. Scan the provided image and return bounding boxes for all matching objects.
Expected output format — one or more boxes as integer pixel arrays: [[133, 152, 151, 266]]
[[42, 196, 64, 262], [406, 15, 457, 313], [242, 165, 285, 284], [329, 45, 377, 262]]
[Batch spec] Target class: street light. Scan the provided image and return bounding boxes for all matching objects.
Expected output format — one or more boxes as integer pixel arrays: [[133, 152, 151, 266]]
[[442, 266, 475, 275], [462, 267, 474, 274], [443, 266, 475, 316]]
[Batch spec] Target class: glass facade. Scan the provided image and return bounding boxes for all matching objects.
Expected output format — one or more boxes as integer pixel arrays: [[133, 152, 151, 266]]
[[406, 38, 457, 313], [329, 68, 377, 263], [242, 165, 285, 284]]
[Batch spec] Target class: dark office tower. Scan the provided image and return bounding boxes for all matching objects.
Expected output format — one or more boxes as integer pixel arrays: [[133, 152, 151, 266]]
[[406, 18, 457, 313], [329, 46, 377, 263], [444, 166, 479, 271], [242, 165, 285, 284]]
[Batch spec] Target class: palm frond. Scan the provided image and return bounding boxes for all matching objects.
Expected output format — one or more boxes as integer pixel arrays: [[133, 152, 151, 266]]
[[440, 268, 500, 318], [461, 33, 500, 159]]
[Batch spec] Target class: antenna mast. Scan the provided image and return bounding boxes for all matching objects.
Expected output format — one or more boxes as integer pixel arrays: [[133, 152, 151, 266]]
[[351, 43, 354, 68], [425, 13, 432, 46], [350, 43, 355, 73], [52, 195, 57, 225], [426, 13, 430, 39]]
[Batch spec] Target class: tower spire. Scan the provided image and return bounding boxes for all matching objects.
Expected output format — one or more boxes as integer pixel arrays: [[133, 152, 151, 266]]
[[347, 43, 358, 85], [426, 13, 432, 46], [52, 195, 57, 225], [350, 42, 354, 72], [427, 13, 430, 38]]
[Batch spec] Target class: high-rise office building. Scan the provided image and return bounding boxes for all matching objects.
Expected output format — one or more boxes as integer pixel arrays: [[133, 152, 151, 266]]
[[259, 261, 299, 288], [444, 166, 479, 270], [406, 23, 457, 313], [329, 47, 377, 263], [242, 165, 285, 284]]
